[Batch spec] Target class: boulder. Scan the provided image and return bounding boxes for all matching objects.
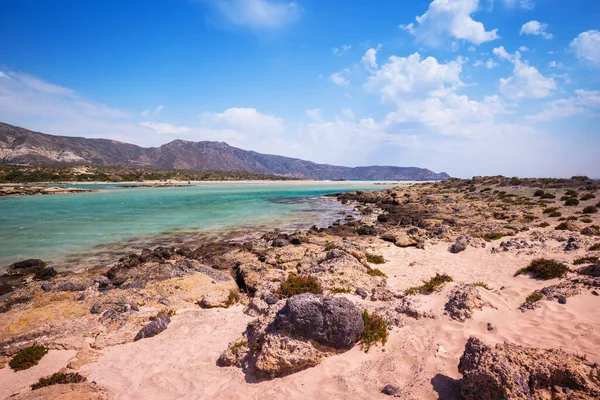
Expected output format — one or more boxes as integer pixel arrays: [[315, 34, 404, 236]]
[[134, 316, 171, 341], [381, 230, 417, 247], [449, 235, 469, 254], [6, 259, 46, 275], [199, 291, 229, 308], [444, 284, 489, 322], [274, 293, 364, 350], [458, 337, 600, 400]]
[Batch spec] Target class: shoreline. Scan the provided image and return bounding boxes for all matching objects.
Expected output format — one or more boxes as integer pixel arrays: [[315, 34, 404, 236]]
[[1, 176, 599, 398]]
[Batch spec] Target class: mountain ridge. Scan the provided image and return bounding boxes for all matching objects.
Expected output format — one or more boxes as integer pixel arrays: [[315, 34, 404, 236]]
[[0, 122, 450, 180]]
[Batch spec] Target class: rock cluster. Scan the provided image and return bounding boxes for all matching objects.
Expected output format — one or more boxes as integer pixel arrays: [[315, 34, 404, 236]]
[[444, 284, 490, 322]]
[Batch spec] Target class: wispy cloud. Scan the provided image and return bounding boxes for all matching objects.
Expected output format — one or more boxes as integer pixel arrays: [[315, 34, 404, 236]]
[[206, 0, 301, 30]]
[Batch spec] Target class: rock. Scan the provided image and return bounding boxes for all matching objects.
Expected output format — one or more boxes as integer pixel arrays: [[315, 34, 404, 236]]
[[254, 333, 325, 377], [134, 316, 171, 341], [558, 295, 567, 304], [380, 230, 417, 247], [382, 384, 399, 396], [0, 282, 13, 296], [121, 279, 146, 289], [33, 267, 57, 281], [6, 259, 46, 275], [540, 280, 580, 301], [57, 282, 87, 292], [356, 225, 377, 236], [94, 275, 110, 288], [458, 336, 600, 400], [274, 293, 364, 350], [199, 291, 229, 308], [272, 238, 290, 247], [445, 284, 490, 322], [449, 235, 469, 254], [40, 282, 54, 291], [579, 264, 600, 277], [355, 288, 368, 299], [111, 277, 127, 287], [158, 297, 171, 306], [90, 303, 102, 314], [487, 322, 494, 331], [265, 294, 280, 305]]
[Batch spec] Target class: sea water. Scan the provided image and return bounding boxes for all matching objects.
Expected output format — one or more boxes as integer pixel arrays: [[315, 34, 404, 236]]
[[0, 181, 390, 270]]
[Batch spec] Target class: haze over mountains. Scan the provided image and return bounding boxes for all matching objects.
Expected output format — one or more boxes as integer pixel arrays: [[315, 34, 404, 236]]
[[0, 123, 449, 180]]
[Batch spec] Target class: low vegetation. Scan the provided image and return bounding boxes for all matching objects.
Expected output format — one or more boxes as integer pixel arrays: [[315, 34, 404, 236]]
[[9, 345, 48, 371], [582, 206, 598, 214], [225, 290, 240, 307], [360, 310, 388, 352], [526, 291, 544, 303], [329, 287, 351, 294], [581, 193, 596, 201], [590, 244, 600, 251], [543, 207, 559, 214], [365, 252, 386, 264], [514, 258, 569, 280], [324, 242, 336, 251], [537, 222, 550, 228], [564, 198, 580, 206], [31, 372, 86, 390], [231, 340, 248, 357], [533, 189, 545, 197], [366, 265, 388, 278], [405, 273, 453, 295], [277, 274, 323, 297], [474, 281, 491, 290], [150, 309, 176, 320], [555, 222, 571, 230], [539, 192, 556, 199], [483, 232, 505, 242], [573, 256, 599, 265], [565, 190, 579, 197], [549, 211, 562, 218]]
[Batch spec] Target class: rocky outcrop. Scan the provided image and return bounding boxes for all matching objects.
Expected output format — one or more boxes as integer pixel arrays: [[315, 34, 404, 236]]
[[458, 337, 600, 400], [445, 284, 489, 322], [5, 259, 47, 275], [134, 317, 171, 341]]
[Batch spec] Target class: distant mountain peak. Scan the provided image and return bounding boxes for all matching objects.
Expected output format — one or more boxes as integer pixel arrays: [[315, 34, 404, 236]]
[[0, 122, 450, 180]]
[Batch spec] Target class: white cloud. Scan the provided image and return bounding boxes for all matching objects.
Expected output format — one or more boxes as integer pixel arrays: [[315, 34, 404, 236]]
[[503, 0, 535, 9], [141, 105, 164, 118], [0, 71, 10, 80], [139, 121, 191, 135], [329, 69, 350, 86], [305, 108, 323, 122], [403, 0, 499, 46], [492, 46, 516, 61], [571, 30, 600, 68], [208, 0, 300, 29], [361, 46, 381, 72], [474, 59, 497, 69], [365, 52, 464, 104], [468, 45, 477, 52], [520, 20, 553, 39], [333, 45, 352, 56], [399, 23, 415, 34], [547, 61, 563, 69], [519, 46, 529, 52], [202, 107, 285, 134], [499, 60, 556, 100], [528, 89, 600, 121], [341, 108, 355, 120]]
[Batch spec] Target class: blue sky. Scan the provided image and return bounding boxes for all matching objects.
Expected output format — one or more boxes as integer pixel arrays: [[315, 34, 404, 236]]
[[1, 0, 599, 177]]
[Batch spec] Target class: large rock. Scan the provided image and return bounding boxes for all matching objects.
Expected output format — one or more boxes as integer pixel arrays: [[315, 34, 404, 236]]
[[449, 235, 469, 254], [199, 291, 229, 308], [445, 284, 489, 322], [458, 337, 600, 400], [274, 293, 364, 350], [6, 259, 46, 275], [134, 316, 171, 341], [380, 230, 417, 247]]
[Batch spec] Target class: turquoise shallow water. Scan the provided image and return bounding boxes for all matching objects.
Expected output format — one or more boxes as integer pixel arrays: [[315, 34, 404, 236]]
[[0, 182, 385, 270]]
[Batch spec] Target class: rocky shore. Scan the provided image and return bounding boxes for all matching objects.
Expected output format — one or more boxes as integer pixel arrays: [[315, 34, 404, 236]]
[[1, 175, 600, 399], [0, 185, 97, 197]]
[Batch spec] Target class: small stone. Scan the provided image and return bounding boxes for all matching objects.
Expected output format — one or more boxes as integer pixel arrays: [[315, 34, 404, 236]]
[[90, 303, 102, 314], [487, 322, 494, 331], [158, 297, 171, 306], [77, 293, 86, 301], [382, 384, 399, 396], [41, 282, 54, 292], [95, 276, 110, 288], [558, 295, 567, 304], [272, 238, 290, 247], [592, 291, 599, 296], [355, 288, 369, 299], [265, 294, 280, 305]]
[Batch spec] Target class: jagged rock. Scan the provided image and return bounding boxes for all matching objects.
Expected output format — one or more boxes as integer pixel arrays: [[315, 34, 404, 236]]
[[254, 333, 326, 377], [519, 301, 540, 312], [458, 336, 600, 400], [33, 267, 56, 281], [6, 259, 46, 275], [382, 384, 399, 396], [121, 279, 146, 289], [395, 297, 436, 320], [449, 235, 469, 254], [274, 293, 364, 350], [445, 284, 489, 322], [134, 316, 171, 341], [158, 297, 171, 306], [487, 322, 494, 331]]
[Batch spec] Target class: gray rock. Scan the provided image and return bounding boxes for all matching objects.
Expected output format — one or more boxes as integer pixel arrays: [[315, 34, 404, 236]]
[[265, 294, 280, 305], [272, 238, 290, 247], [382, 384, 399, 396], [558, 295, 567, 304], [57, 282, 87, 292], [355, 288, 369, 299], [449, 235, 469, 254], [94, 275, 110, 288], [275, 293, 364, 350], [134, 316, 171, 341], [121, 280, 146, 289], [487, 322, 494, 331], [40, 282, 54, 292], [158, 297, 171, 306], [33, 267, 57, 281], [90, 303, 102, 314], [6, 259, 46, 275]]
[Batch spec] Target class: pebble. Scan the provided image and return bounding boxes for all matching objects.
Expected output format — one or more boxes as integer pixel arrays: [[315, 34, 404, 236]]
[[487, 322, 494, 331], [382, 384, 399, 396]]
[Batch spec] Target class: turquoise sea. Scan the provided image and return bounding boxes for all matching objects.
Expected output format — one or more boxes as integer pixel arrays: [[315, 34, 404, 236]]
[[0, 182, 388, 271]]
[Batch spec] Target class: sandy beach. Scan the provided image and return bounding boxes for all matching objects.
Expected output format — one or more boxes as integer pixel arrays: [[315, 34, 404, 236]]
[[1, 176, 600, 399]]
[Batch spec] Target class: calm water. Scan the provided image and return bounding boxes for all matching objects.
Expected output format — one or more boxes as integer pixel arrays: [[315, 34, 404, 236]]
[[0, 182, 389, 270]]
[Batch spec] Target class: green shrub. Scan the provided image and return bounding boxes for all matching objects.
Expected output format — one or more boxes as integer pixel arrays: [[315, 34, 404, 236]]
[[405, 273, 453, 295], [555, 222, 571, 230], [526, 291, 544, 303], [589, 243, 600, 251], [573, 256, 599, 265], [564, 198, 580, 206], [581, 193, 596, 201], [565, 190, 579, 197], [538, 222, 550, 228], [581, 217, 593, 223], [483, 232, 505, 242], [366, 266, 388, 278], [549, 211, 562, 218], [540, 192, 556, 199], [225, 290, 240, 307], [474, 282, 491, 290], [360, 310, 388, 352], [231, 340, 248, 356], [365, 252, 386, 264], [543, 207, 559, 214], [9, 345, 48, 371], [277, 274, 323, 297], [324, 242, 336, 251], [31, 372, 86, 390], [533, 190, 545, 197], [582, 206, 598, 214], [514, 258, 569, 280], [330, 287, 351, 294]]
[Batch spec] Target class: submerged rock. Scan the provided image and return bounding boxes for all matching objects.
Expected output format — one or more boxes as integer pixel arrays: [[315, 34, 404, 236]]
[[459, 336, 600, 400], [134, 316, 171, 341]]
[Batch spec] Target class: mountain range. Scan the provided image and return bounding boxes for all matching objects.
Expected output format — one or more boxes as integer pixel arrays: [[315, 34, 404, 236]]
[[0, 122, 450, 180]]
